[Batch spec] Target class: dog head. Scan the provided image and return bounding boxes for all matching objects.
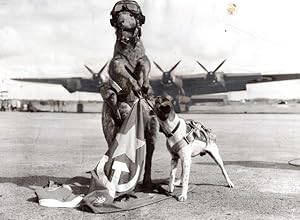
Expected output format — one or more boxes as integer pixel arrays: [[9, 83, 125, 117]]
[[110, 0, 145, 46], [154, 95, 175, 121]]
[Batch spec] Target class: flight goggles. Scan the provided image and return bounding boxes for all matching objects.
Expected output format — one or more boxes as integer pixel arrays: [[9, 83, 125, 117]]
[[111, 0, 142, 15]]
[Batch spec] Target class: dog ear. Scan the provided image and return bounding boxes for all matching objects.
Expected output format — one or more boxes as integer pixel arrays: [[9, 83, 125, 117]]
[[162, 104, 171, 113], [155, 96, 162, 104], [164, 95, 173, 102]]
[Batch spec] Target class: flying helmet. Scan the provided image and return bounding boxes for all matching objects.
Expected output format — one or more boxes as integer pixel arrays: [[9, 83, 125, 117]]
[[110, 0, 145, 28]]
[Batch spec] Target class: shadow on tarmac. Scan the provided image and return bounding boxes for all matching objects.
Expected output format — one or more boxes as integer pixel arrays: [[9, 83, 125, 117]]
[[0, 175, 90, 190], [0, 175, 91, 204], [196, 160, 300, 171], [1, 161, 298, 190], [193, 183, 228, 188]]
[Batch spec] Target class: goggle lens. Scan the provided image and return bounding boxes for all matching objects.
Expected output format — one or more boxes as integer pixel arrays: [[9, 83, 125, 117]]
[[126, 3, 139, 13], [113, 4, 124, 13]]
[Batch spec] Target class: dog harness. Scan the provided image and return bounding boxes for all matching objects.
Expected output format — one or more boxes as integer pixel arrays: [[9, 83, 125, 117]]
[[160, 118, 213, 155]]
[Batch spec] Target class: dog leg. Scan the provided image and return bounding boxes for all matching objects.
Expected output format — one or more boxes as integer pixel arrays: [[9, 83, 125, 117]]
[[168, 156, 179, 193], [205, 143, 234, 188], [178, 154, 191, 202], [174, 177, 181, 186]]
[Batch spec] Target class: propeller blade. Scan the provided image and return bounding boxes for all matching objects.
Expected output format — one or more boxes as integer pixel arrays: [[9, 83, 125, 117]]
[[196, 60, 209, 74], [169, 60, 181, 73], [84, 65, 95, 75], [98, 62, 108, 75], [153, 61, 165, 73], [212, 59, 226, 73]]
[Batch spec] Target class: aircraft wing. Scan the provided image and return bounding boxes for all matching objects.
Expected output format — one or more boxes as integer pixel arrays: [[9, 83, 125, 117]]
[[12, 72, 300, 95], [248, 73, 300, 83], [12, 77, 100, 93], [182, 73, 300, 96], [223, 73, 300, 92], [222, 73, 262, 92]]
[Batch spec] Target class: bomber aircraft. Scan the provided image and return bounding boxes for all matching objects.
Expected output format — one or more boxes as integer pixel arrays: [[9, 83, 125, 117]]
[[12, 59, 300, 112]]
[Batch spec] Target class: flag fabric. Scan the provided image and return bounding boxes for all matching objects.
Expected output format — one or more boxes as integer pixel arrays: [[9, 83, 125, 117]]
[[81, 98, 146, 212], [35, 180, 84, 208]]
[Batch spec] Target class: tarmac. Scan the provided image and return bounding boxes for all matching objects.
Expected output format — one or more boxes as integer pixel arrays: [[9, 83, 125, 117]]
[[0, 112, 299, 220]]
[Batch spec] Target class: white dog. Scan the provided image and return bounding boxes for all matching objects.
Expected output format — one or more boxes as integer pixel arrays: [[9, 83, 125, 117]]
[[153, 96, 234, 202]]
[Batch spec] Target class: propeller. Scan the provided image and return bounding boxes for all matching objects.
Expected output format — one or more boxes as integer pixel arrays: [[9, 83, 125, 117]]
[[196, 59, 226, 86], [153, 61, 165, 73], [153, 60, 181, 74], [196, 59, 226, 74], [84, 65, 95, 75], [153, 60, 184, 94], [153, 60, 181, 83], [196, 60, 209, 73], [84, 62, 108, 82], [98, 62, 108, 75], [169, 60, 181, 73], [212, 59, 226, 73]]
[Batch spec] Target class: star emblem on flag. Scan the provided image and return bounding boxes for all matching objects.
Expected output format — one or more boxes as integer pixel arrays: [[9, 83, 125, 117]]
[[112, 124, 145, 163]]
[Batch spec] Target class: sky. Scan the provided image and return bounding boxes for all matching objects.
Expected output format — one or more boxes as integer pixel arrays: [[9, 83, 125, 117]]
[[1, 0, 300, 100]]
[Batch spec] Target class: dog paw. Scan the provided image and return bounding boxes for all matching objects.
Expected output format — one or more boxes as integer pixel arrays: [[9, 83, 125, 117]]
[[177, 194, 187, 202], [131, 81, 141, 93], [227, 180, 234, 188]]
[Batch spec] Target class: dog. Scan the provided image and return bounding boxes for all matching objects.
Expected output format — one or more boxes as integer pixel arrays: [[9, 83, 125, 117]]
[[153, 96, 234, 201], [100, 0, 158, 187]]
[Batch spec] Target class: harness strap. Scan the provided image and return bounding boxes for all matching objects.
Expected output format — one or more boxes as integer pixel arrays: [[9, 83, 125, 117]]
[[160, 121, 181, 138], [168, 122, 197, 155], [169, 120, 212, 155], [170, 132, 198, 154]]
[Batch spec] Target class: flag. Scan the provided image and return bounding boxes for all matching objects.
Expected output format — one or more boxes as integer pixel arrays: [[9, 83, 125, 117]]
[[81, 99, 146, 212]]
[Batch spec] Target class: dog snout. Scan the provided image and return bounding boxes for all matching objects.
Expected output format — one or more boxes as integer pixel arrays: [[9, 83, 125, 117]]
[[117, 12, 137, 29]]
